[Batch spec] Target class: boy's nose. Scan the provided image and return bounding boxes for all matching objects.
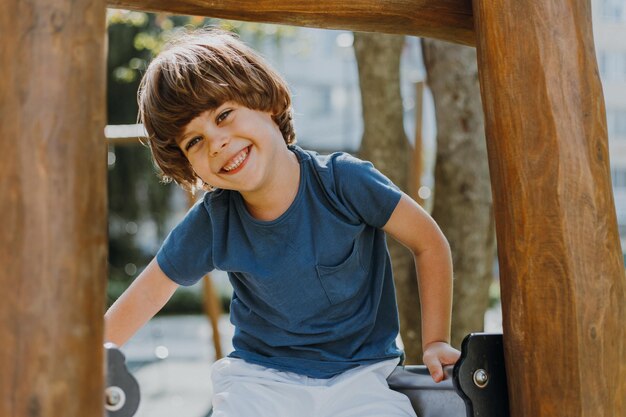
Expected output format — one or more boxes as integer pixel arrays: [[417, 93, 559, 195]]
[[209, 137, 229, 157]]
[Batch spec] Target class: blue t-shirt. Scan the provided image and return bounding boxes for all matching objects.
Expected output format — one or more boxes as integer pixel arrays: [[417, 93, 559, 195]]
[[157, 146, 403, 378]]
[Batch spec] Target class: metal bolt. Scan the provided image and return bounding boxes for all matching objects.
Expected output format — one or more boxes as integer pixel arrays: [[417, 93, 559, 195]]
[[473, 369, 489, 388], [105, 386, 126, 411]]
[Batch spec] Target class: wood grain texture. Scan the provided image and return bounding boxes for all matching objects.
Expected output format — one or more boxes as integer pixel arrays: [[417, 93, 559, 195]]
[[107, 0, 476, 46], [472, 0, 626, 415], [0, 1, 108, 416]]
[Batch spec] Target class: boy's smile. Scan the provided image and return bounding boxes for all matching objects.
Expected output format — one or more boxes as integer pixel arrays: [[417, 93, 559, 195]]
[[221, 145, 251, 174]]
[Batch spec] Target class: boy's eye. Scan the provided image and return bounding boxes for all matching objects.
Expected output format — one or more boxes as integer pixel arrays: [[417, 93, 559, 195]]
[[216, 109, 232, 124], [185, 136, 202, 151]]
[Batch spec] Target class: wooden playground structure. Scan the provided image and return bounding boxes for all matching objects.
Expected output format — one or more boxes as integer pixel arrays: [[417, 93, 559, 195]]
[[1, 1, 624, 416]]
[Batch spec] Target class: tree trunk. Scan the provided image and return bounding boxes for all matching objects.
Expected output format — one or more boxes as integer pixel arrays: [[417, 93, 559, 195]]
[[422, 39, 496, 349], [353, 32, 423, 363]]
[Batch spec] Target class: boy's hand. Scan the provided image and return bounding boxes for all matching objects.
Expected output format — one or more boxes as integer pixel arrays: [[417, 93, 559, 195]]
[[422, 341, 461, 383]]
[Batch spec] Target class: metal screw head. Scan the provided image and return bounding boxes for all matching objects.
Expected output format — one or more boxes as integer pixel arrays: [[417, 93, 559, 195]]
[[105, 386, 126, 411], [473, 369, 489, 388]]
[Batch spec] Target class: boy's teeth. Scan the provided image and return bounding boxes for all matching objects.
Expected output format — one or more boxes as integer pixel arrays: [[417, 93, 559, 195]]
[[223, 148, 248, 171]]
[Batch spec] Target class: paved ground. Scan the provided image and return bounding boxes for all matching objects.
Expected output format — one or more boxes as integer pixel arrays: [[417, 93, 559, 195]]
[[119, 305, 503, 417], [120, 315, 234, 417]]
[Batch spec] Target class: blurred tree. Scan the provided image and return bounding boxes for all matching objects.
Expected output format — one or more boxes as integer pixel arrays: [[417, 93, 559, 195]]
[[354, 33, 496, 363], [353, 32, 424, 363], [422, 38, 496, 349]]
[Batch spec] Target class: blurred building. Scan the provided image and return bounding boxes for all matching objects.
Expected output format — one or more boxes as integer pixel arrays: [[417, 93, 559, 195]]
[[593, 0, 626, 254], [253, 28, 433, 155]]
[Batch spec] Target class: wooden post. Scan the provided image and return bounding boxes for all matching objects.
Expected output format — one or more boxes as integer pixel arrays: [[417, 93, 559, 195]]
[[472, 0, 626, 416], [0, 1, 108, 416], [202, 276, 224, 360]]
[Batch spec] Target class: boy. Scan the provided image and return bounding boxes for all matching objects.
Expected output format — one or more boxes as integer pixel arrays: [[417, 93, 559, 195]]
[[105, 29, 460, 417]]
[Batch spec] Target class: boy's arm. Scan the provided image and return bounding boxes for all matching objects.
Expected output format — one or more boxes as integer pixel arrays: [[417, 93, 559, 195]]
[[382, 193, 460, 382], [104, 257, 179, 346]]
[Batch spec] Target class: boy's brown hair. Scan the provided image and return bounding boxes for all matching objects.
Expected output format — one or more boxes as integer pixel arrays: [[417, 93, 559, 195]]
[[138, 28, 295, 192]]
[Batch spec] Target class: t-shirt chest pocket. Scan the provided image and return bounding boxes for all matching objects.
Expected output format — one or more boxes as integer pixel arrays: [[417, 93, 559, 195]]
[[244, 253, 333, 325], [315, 239, 369, 306]]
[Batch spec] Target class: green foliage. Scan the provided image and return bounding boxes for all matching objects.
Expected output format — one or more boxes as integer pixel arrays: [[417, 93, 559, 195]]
[[106, 10, 298, 92]]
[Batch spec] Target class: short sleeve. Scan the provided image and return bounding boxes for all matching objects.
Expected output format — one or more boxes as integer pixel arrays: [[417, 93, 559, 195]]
[[156, 199, 214, 286], [331, 153, 403, 228]]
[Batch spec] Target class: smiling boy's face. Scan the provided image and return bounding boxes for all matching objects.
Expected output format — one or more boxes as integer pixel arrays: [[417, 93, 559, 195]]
[[179, 102, 288, 194]]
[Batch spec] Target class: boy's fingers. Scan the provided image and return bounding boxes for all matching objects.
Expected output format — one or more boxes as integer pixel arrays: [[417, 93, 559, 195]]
[[423, 343, 461, 382], [424, 357, 444, 382]]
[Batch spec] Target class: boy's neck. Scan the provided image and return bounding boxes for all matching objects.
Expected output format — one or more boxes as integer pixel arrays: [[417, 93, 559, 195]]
[[240, 149, 300, 222]]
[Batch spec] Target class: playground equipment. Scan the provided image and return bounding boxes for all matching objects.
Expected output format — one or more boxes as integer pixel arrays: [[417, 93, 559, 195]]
[[2, 1, 624, 416], [105, 333, 509, 417]]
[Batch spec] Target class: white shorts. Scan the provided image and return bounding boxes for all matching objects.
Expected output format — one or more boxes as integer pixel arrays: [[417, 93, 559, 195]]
[[210, 357, 417, 417]]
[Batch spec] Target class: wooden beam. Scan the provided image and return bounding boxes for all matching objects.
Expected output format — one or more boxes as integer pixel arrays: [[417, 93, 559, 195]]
[[473, 0, 626, 416], [107, 0, 475, 46], [105, 123, 147, 146], [0, 1, 108, 416]]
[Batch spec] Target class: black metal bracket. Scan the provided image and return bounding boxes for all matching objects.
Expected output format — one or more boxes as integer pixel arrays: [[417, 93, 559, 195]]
[[105, 344, 141, 417], [388, 333, 509, 417], [453, 333, 509, 417]]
